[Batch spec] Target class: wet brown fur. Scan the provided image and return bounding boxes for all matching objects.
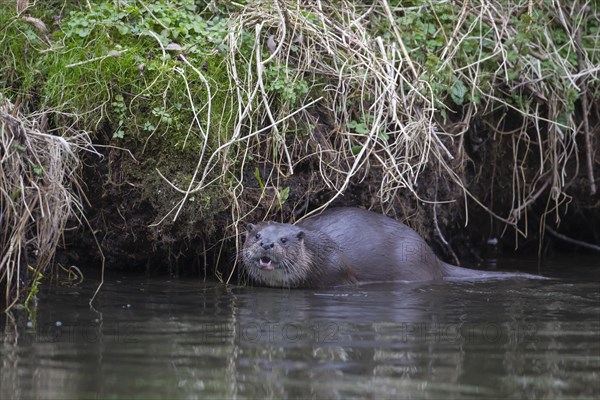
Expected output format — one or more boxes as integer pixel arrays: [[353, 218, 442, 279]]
[[242, 221, 357, 288], [242, 207, 540, 288]]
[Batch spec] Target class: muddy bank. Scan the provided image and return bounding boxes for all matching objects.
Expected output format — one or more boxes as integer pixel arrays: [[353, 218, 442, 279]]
[[1, 1, 599, 310], [59, 112, 599, 281]]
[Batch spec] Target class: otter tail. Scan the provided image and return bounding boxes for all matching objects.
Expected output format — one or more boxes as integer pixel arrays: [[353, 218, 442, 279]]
[[441, 262, 546, 281]]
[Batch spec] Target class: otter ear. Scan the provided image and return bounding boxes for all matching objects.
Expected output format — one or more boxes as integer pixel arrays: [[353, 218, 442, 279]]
[[246, 223, 256, 233], [296, 231, 305, 240]]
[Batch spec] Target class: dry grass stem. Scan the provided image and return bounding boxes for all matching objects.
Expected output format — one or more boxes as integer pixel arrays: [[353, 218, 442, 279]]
[[0, 98, 99, 311], [141, 0, 596, 268]]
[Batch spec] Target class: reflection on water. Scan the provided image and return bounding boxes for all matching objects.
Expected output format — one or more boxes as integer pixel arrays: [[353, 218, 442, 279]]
[[1, 255, 599, 399]]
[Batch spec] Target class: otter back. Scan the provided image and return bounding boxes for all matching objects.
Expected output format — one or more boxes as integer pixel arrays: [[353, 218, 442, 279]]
[[296, 207, 445, 282]]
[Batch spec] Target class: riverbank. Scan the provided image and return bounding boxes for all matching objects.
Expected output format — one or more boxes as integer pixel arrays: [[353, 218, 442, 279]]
[[1, 0, 598, 310]]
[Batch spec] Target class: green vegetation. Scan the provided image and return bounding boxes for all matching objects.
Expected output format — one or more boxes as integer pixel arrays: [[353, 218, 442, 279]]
[[1, 0, 598, 310], [43, 1, 235, 148]]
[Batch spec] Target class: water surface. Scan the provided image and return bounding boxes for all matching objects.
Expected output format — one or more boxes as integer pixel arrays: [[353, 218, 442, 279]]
[[1, 255, 599, 399]]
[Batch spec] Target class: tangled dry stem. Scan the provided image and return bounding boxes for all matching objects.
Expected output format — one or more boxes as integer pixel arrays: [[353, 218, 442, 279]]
[[0, 98, 99, 311], [152, 0, 597, 279]]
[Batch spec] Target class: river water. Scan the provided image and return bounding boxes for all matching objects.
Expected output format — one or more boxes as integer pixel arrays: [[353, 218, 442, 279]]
[[1, 255, 599, 399]]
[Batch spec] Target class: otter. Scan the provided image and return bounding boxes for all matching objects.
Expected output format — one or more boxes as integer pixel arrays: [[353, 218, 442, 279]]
[[241, 207, 539, 288]]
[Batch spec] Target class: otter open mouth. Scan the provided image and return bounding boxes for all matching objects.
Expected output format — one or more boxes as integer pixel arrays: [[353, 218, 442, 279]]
[[258, 256, 274, 271]]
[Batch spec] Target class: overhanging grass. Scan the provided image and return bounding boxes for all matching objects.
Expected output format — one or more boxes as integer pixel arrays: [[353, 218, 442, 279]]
[[0, 96, 98, 311], [219, 0, 599, 238], [0, 0, 598, 306]]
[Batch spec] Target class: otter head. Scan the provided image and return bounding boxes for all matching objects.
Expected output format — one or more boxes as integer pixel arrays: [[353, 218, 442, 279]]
[[242, 222, 309, 287]]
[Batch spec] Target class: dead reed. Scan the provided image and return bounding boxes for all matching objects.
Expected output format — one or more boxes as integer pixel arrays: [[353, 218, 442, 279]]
[[152, 0, 597, 277], [0, 98, 97, 311]]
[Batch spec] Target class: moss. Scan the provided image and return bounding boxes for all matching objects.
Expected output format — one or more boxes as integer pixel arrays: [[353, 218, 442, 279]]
[[41, 5, 230, 144], [0, 15, 45, 101]]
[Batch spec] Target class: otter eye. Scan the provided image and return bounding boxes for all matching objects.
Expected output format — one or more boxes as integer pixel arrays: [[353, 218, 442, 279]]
[[255, 233, 261, 240], [280, 237, 287, 244]]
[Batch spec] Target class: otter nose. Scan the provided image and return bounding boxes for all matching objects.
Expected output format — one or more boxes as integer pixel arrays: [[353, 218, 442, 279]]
[[260, 242, 274, 250]]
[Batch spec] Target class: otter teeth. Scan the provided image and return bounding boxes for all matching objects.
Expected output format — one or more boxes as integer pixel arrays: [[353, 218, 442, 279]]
[[259, 256, 274, 271]]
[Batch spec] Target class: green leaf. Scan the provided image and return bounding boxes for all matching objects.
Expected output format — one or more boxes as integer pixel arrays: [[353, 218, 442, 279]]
[[356, 125, 369, 134], [254, 167, 265, 191], [279, 187, 290, 205], [350, 120, 369, 135], [113, 129, 125, 139], [556, 112, 569, 126], [143, 121, 156, 131], [450, 79, 468, 105]]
